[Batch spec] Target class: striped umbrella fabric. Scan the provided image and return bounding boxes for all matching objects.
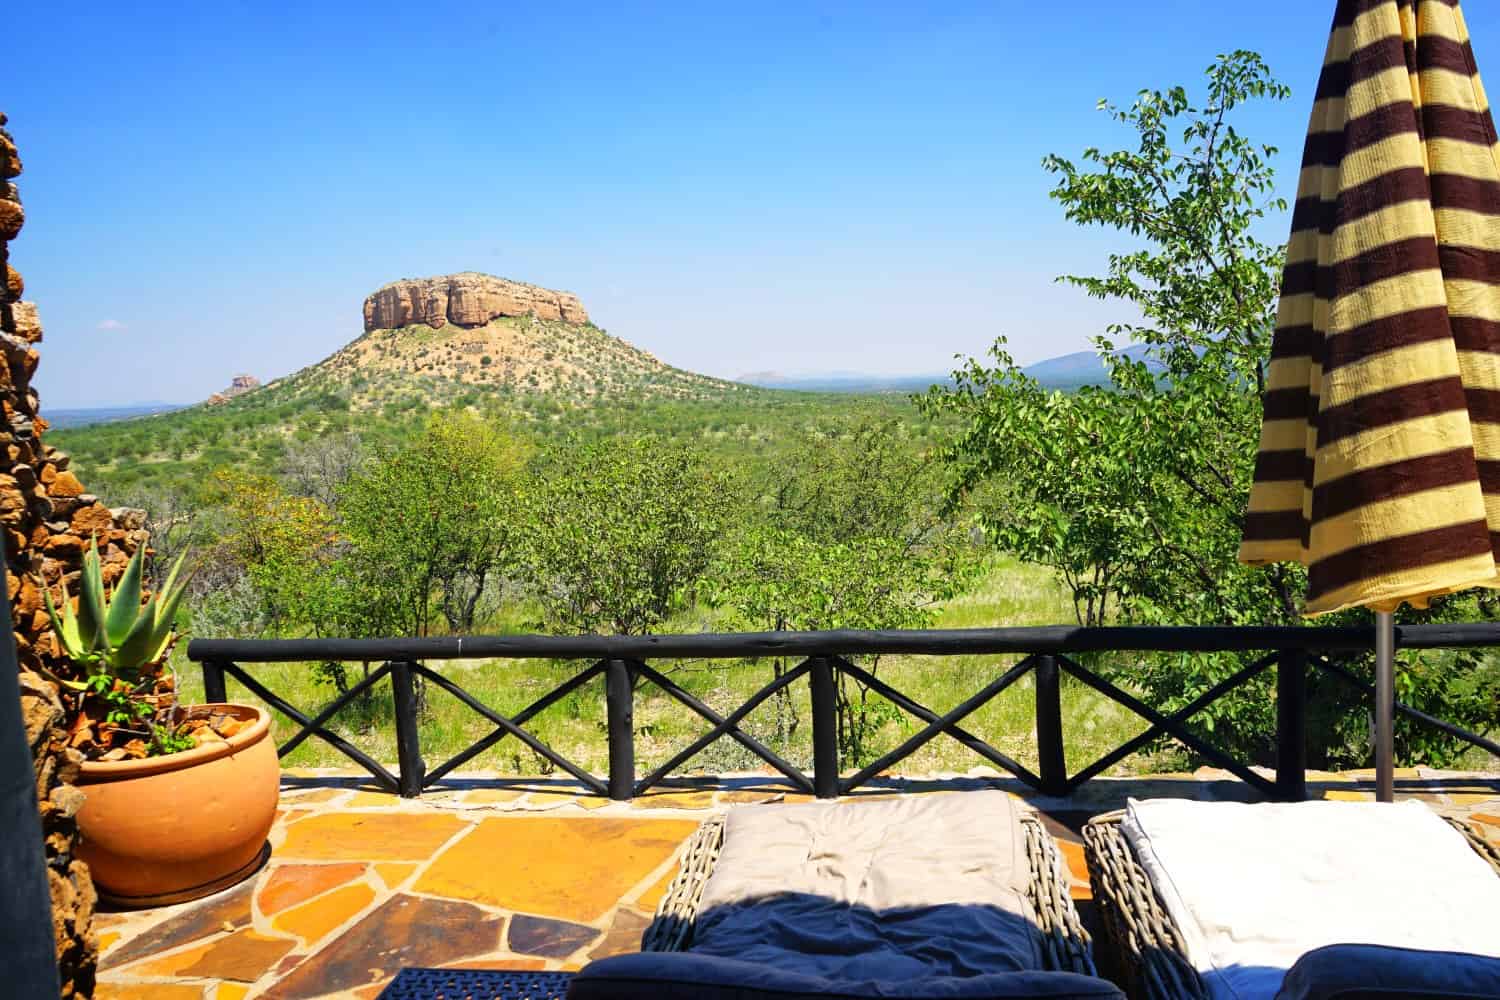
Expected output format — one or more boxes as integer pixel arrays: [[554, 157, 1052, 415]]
[[1240, 0, 1500, 616]]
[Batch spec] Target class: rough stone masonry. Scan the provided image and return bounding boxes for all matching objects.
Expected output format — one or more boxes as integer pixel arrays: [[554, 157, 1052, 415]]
[[2, 111, 151, 999]]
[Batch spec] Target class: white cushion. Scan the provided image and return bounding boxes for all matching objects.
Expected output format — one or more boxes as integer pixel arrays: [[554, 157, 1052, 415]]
[[1122, 798, 1500, 1000]]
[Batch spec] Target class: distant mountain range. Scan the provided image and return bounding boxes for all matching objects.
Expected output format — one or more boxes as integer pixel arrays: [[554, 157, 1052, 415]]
[[43, 402, 188, 429], [734, 371, 952, 394], [50, 341, 1160, 431], [1019, 344, 1159, 390], [736, 344, 1159, 394]]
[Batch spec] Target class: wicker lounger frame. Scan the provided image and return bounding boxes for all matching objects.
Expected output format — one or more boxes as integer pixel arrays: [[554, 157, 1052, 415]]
[[639, 810, 1097, 977], [1083, 810, 1500, 1000]]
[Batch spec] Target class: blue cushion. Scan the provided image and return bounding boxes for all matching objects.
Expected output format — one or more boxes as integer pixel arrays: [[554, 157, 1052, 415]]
[[567, 953, 1125, 1000], [1274, 943, 1500, 1000]]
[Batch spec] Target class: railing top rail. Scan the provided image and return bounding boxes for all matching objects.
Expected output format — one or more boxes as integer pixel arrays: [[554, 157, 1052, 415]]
[[186, 622, 1500, 663]]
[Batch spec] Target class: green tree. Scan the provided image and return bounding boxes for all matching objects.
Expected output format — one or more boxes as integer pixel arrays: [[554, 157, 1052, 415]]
[[338, 411, 529, 638], [524, 437, 734, 634], [715, 422, 979, 764], [921, 52, 1308, 760]]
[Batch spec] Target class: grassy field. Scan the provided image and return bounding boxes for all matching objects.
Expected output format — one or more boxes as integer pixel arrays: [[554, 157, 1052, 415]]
[[173, 554, 1168, 782]]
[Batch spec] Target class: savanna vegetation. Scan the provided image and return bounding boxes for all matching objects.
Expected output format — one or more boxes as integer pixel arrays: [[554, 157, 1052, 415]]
[[58, 52, 1498, 778]]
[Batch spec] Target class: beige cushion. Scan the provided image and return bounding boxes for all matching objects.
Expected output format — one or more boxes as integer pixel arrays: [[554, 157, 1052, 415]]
[[690, 790, 1044, 979]]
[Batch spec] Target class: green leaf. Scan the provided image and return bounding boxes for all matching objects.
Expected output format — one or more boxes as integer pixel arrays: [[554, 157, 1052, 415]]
[[76, 535, 107, 651], [112, 597, 160, 673], [104, 543, 146, 648]]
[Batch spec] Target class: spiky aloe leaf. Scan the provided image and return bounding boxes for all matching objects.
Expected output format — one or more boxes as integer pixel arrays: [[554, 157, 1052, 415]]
[[103, 544, 146, 648], [153, 550, 190, 625], [111, 550, 195, 671], [40, 578, 82, 659], [75, 536, 107, 653], [38, 580, 95, 688], [112, 597, 160, 674], [145, 555, 193, 663]]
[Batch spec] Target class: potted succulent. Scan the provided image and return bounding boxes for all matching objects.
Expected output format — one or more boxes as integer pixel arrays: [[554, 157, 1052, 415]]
[[41, 538, 279, 907]]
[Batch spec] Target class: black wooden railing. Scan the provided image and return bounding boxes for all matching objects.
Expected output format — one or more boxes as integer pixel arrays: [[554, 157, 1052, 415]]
[[186, 624, 1500, 802]]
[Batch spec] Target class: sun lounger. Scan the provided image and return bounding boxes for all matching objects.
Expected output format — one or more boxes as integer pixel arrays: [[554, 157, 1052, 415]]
[[1083, 800, 1500, 1000], [571, 791, 1120, 998]]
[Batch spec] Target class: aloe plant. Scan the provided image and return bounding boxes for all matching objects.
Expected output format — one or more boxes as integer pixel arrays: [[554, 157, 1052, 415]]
[[41, 536, 192, 687]]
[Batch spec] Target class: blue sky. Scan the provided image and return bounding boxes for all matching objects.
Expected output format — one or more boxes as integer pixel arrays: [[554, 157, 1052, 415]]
[[10, 1, 1500, 407]]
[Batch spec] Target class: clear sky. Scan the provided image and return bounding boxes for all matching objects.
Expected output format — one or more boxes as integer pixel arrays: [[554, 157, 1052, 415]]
[[10, 1, 1500, 407]]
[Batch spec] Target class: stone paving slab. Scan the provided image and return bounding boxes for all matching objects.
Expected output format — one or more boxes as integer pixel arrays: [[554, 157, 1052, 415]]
[[94, 767, 1500, 999]]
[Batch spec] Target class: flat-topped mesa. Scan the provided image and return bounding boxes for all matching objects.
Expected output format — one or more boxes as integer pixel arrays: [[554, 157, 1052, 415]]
[[363, 273, 589, 333]]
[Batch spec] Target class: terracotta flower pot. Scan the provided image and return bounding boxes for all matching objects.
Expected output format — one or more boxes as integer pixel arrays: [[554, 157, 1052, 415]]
[[77, 703, 279, 907]]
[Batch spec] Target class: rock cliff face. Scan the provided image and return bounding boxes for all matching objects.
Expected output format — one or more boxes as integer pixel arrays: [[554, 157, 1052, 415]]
[[3, 111, 148, 999], [363, 273, 588, 332], [206, 373, 260, 405]]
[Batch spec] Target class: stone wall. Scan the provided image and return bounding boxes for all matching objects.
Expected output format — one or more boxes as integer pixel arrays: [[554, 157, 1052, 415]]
[[3, 111, 149, 999]]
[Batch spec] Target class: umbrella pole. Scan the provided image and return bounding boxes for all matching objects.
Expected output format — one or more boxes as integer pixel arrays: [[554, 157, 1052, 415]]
[[1375, 610, 1395, 802]]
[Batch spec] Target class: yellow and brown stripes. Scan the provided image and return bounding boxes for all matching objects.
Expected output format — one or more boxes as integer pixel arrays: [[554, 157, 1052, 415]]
[[1240, 0, 1500, 612]]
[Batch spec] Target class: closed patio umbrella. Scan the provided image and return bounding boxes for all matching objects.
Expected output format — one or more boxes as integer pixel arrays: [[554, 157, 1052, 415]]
[[1240, 0, 1500, 801]]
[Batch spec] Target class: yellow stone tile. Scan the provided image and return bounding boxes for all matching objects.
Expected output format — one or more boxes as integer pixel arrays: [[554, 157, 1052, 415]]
[[633, 867, 679, 911], [95, 984, 206, 1000], [348, 790, 401, 808], [126, 937, 217, 978], [632, 791, 716, 810], [258, 862, 367, 915], [1324, 790, 1375, 802], [448, 958, 548, 970], [524, 791, 610, 810], [272, 882, 377, 945], [717, 789, 785, 804], [279, 811, 470, 861], [374, 862, 419, 888], [1447, 793, 1500, 806], [463, 788, 526, 805], [177, 930, 296, 982], [214, 986, 251, 1000], [1057, 840, 1089, 891], [281, 787, 347, 804], [413, 817, 700, 924]]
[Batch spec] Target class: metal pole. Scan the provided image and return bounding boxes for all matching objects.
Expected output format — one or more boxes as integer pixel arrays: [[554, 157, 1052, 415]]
[[1375, 610, 1395, 803]]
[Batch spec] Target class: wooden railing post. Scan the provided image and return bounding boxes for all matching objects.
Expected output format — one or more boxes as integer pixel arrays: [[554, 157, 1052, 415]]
[[389, 661, 425, 798], [605, 659, 635, 801], [202, 659, 228, 705], [809, 657, 839, 799], [1034, 654, 1068, 796], [1276, 649, 1307, 802]]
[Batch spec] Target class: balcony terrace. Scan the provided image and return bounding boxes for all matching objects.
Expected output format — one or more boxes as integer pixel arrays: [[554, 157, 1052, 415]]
[[92, 768, 1500, 999], [85, 624, 1500, 998]]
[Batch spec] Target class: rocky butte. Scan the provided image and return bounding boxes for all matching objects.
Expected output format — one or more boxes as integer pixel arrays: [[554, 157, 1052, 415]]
[[363, 273, 589, 332], [205, 373, 260, 405]]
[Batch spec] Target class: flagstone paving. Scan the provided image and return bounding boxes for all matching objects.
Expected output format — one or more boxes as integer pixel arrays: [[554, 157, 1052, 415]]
[[93, 767, 1500, 999]]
